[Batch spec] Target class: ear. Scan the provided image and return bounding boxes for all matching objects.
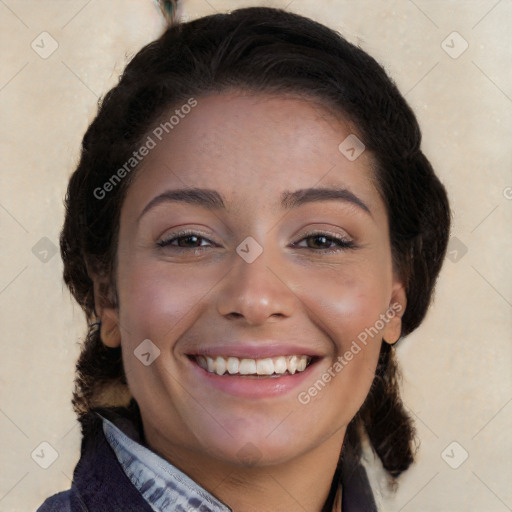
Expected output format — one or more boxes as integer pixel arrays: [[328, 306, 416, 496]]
[[382, 280, 407, 345], [92, 277, 121, 348]]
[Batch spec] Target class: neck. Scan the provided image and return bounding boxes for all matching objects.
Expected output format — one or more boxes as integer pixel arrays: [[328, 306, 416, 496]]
[[143, 425, 345, 512]]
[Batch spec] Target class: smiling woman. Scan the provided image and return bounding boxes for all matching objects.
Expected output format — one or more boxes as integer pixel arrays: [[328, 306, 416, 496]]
[[38, 5, 451, 512]]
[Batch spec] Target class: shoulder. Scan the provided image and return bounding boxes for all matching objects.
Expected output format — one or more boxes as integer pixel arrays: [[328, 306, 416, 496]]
[[36, 490, 73, 512]]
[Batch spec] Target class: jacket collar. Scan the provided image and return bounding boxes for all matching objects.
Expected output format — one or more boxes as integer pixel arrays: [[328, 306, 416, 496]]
[[71, 405, 377, 511]]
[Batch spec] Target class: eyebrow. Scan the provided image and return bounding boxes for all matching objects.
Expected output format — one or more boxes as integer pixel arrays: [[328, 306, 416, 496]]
[[281, 187, 371, 216], [137, 186, 372, 222]]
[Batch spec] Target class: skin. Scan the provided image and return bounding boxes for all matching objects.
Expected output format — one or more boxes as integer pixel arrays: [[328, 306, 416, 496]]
[[95, 92, 406, 512]]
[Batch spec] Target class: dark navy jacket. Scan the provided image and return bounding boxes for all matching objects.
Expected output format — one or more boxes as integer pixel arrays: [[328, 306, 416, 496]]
[[37, 405, 377, 511]]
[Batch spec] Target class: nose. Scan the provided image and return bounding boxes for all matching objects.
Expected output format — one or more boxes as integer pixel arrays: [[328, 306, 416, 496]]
[[215, 246, 296, 326]]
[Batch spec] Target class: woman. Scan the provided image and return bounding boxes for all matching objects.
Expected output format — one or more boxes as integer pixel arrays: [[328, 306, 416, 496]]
[[37, 4, 451, 511]]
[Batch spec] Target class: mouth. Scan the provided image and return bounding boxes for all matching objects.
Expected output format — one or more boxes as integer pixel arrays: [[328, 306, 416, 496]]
[[188, 354, 316, 378], [185, 345, 323, 398]]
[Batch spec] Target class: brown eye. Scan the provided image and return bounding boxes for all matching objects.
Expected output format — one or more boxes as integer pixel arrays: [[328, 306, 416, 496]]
[[156, 231, 214, 250], [306, 235, 335, 249], [293, 232, 355, 253], [174, 235, 203, 248]]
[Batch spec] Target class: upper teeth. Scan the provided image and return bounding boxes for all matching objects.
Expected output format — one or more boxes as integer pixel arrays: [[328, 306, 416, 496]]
[[195, 355, 311, 376]]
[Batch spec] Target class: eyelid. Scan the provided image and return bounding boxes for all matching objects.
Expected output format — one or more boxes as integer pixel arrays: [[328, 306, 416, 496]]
[[295, 228, 353, 242]]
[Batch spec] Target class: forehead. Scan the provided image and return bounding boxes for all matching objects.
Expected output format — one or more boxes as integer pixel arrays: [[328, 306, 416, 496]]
[[126, 92, 383, 218]]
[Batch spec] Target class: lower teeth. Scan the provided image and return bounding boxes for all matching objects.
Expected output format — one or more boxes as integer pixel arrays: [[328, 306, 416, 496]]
[[234, 373, 286, 378]]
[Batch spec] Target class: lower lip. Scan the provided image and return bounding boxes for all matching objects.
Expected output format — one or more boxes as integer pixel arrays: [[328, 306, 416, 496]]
[[187, 357, 320, 399]]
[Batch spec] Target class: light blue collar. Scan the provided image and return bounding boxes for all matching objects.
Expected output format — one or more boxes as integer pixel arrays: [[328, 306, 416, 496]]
[[101, 414, 231, 512]]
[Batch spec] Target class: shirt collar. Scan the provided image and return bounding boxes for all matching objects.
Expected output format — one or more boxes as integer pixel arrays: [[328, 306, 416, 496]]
[[101, 413, 342, 512], [101, 414, 231, 511]]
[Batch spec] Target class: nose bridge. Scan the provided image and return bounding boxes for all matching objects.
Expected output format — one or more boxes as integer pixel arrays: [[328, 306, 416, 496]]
[[215, 242, 295, 324]]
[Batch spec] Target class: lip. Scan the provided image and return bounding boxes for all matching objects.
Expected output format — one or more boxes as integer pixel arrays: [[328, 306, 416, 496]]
[[186, 351, 323, 399]]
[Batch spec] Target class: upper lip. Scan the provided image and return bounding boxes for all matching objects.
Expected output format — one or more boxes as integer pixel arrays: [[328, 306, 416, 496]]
[[186, 343, 323, 359]]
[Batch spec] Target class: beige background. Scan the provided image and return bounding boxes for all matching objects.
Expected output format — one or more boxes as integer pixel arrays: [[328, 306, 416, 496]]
[[1, 1, 511, 511]]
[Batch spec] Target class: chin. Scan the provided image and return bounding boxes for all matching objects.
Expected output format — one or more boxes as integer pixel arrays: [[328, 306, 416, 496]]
[[185, 408, 331, 468]]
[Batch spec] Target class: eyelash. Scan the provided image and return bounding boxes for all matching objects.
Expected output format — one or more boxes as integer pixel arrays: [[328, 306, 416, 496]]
[[156, 229, 356, 254]]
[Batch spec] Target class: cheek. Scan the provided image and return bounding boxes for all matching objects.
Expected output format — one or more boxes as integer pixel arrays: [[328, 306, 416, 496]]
[[296, 262, 391, 351], [117, 260, 217, 347], [289, 263, 389, 418]]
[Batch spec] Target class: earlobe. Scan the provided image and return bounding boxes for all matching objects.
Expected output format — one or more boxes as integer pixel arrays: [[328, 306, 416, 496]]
[[382, 283, 407, 345], [90, 274, 121, 348]]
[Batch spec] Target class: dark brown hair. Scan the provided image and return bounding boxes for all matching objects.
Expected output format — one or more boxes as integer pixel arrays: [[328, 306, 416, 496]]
[[60, 6, 451, 484]]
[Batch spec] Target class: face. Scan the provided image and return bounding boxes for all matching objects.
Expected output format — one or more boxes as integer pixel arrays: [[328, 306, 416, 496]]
[[102, 92, 406, 468]]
